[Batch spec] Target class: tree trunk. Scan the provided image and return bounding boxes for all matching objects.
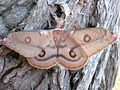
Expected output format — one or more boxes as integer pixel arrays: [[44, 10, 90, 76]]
[[0, 0, 119, 90]]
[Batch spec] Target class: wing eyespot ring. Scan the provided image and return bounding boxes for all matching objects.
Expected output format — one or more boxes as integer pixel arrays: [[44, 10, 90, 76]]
[[25, 36, 31, 43], [84, 34, 91, 42], [69, 50, 76, 58], [39, 50, 46, 57]]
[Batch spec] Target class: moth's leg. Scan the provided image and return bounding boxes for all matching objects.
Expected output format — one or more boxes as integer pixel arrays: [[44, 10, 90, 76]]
[[0, 46, 12, 56]]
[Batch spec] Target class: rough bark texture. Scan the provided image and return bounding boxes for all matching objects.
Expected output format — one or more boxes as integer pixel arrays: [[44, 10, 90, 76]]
[[0, 0, 119, 90]]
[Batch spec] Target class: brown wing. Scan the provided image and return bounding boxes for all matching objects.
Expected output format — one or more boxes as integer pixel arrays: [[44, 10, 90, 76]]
[[71, 28, 117, 57], [2, 31, 54, 57]]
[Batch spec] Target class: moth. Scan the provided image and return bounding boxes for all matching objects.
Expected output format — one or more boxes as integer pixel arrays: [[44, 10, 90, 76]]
[[0, 28, 117, 70]]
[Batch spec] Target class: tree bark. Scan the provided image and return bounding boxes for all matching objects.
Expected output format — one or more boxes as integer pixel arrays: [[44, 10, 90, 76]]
[[0, 0, 119, 90]]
